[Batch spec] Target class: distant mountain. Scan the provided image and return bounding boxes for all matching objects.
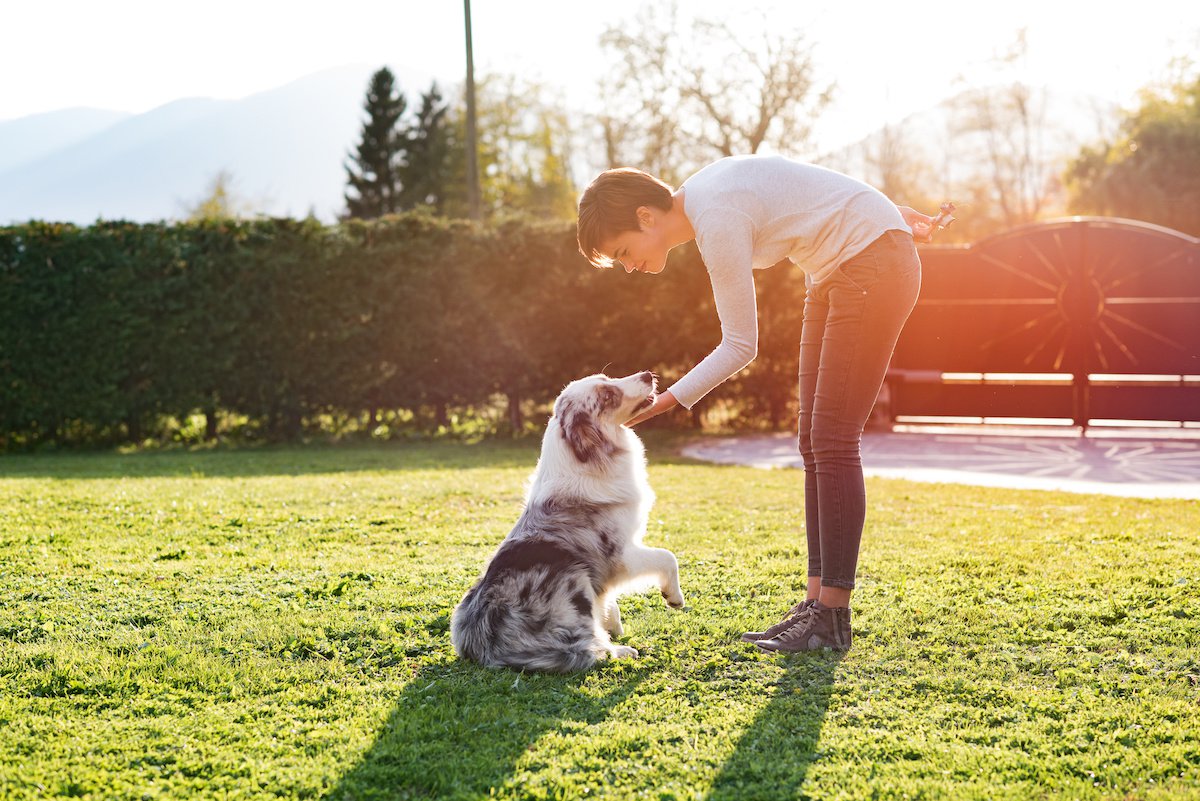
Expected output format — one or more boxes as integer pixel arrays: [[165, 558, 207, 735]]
[[0, 72, 1118, 228], [0, 108, 132, 174], [0, 64, 435, 225]]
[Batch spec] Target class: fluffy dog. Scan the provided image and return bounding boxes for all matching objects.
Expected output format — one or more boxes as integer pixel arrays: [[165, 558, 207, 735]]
[[450, 371, 685, 672]]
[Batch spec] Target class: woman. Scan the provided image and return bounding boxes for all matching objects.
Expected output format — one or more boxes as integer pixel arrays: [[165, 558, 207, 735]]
[[576, 154, 937, 652]]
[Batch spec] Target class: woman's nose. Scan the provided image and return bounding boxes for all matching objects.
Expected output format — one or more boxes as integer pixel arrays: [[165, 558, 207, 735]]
[[623, 261, 635, 274]]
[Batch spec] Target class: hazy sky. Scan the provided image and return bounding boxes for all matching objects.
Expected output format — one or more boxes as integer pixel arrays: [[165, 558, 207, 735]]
[[5, 0, 1197, 151]]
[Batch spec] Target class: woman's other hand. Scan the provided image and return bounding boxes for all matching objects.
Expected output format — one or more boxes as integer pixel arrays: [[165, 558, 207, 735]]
[[896, 205, 935, 243]]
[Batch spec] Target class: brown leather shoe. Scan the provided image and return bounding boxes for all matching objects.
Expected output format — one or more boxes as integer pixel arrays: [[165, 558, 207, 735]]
[[754, 601, 852, 652], [739, 598, 817, 642]]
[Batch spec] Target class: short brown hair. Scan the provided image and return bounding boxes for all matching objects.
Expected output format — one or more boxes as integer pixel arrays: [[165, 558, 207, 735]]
[[577, 168, 675, 268]]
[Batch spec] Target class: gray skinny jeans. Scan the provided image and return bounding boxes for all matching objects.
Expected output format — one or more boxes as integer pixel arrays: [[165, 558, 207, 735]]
[[798, 229, 921, 589]]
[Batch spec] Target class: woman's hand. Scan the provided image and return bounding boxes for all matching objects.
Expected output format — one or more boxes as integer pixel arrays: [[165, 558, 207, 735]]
[[626, 389, 678, 427], [897, 205, 936, 243]]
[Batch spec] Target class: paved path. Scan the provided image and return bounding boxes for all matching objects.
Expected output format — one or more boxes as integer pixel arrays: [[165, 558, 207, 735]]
[[681, 426, 1200, 500]]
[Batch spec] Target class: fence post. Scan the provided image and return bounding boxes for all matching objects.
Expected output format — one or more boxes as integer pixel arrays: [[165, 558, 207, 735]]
[[1066, 220, 1091, 430]]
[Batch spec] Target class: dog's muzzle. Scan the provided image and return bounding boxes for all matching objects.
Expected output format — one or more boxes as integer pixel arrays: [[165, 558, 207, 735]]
[[633, 371, 657, 412]]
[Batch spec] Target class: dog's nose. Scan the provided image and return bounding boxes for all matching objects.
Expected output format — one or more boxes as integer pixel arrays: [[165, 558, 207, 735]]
[[639, 371, 654, 383]]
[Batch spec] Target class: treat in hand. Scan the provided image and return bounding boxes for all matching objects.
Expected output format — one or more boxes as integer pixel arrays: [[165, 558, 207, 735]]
[[930, 202, 956, 233]]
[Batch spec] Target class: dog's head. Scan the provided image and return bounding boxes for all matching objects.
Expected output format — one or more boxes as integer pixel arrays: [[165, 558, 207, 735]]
[[552, 372, 657, 465]]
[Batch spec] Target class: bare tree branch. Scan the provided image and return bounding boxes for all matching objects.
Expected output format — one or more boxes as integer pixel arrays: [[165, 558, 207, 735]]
[[594, 5, 832, 179]]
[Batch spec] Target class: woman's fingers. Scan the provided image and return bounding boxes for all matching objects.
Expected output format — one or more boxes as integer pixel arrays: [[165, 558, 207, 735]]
[[909, 217, 934, 243]]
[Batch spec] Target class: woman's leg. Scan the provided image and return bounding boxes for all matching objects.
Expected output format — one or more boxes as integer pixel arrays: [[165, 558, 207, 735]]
[[797, 280, 828, 602], [810, 231, 920, 598], [760, 231, 920, 653]]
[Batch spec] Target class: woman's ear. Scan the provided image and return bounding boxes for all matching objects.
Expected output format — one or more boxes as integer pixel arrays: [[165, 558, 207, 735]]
[[636, 205, 656, 230]]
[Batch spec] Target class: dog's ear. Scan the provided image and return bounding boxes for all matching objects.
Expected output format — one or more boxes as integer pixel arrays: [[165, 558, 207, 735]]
[[597, 384, 622, 411], [559, 402, 612, 465]]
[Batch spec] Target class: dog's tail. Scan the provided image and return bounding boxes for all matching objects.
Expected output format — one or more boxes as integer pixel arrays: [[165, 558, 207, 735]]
[[450, 584, 606, 673], [493, 640, 604, 673]]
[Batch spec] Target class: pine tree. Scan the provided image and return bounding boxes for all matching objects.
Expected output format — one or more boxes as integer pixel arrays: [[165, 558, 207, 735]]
[[344, 67, 409, 219], [399, 82, 459, 213]]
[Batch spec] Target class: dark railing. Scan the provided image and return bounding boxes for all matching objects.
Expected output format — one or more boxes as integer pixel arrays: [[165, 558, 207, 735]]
[[888, 218, 1200, 427]]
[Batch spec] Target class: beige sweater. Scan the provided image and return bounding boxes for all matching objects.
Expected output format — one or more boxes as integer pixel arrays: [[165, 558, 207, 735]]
[[669, 155, 909, 409]]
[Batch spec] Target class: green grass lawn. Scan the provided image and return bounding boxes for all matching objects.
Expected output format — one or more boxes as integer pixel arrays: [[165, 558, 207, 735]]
[[2, 437, 1198, 800]]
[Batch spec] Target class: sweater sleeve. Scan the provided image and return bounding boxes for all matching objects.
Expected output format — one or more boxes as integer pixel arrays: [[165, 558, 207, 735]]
[[668, 208, 759, 409]]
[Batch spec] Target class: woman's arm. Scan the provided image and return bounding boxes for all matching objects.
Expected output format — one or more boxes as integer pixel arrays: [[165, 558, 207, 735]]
[[626, 389, 678, 427], [666, 209, 760, 410]]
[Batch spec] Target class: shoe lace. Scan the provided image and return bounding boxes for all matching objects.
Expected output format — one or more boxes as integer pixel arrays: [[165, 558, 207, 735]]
[[781, 599, 812, 620], [760, 599, 814, 634], [772, 605, 821, 644]]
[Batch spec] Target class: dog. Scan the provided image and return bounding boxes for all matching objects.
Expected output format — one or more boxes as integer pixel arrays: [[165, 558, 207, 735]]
[[450, 371, 685, 672]]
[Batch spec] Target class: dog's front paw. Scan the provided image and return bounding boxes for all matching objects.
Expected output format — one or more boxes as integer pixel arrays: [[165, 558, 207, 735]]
[[609, 645, 639, 660], [662, 589, 686, 609]]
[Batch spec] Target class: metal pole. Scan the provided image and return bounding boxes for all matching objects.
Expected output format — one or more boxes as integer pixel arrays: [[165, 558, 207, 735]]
[[463, 0, 481, 221]]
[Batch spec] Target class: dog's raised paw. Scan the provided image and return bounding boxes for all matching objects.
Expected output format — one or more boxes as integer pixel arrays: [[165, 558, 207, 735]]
[[663, 591, 686, 609]]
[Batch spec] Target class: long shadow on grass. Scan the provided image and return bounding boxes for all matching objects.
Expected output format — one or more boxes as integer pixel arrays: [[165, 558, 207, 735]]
[[706, 652, 844, 800], [325, 659, 646, 800]]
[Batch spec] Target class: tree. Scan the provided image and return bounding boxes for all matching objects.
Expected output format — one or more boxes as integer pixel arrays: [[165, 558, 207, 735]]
[[597, 3, 832, 182], [398, 82, 460, 214], [345, 67, 409, 219], [1066, 66, 1200, 235], [819, 115, 965, 238], [471, 73, 578, 220], [948, 30, 1062, 231], [857, 123, 938, 217], [184, 170, 253, 221]]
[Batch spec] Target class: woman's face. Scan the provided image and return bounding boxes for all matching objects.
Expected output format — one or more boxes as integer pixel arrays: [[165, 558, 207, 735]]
[[601, 206, 672, 275]]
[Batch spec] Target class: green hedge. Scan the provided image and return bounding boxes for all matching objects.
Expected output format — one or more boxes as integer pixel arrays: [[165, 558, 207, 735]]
[[0, 214, 808, 447]]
